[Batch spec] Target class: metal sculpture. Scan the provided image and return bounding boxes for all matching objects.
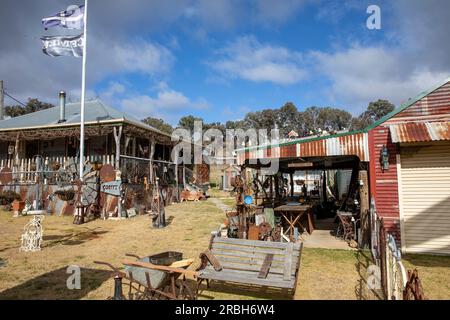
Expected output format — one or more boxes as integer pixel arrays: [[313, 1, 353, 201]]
[[403, 269, 426, 300], [20, 214, 44, 252], [73, 162, 101, 224]]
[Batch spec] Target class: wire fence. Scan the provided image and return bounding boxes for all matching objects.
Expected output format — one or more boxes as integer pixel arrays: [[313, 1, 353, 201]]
[[369, 199, 408, 300]]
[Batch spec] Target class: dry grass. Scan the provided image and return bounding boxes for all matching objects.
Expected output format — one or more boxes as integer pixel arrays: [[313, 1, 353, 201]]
[[402, 253, 450, 300], [0, 199, 448, 300], [0, 200, 224, 300]]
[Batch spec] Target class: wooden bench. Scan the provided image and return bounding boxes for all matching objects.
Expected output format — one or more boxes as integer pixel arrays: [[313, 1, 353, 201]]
[[197, 235, 303, 295]]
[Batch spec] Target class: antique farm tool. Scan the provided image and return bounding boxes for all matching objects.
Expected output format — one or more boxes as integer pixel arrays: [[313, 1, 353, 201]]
[[73, 162, 102, 225], [403, 269, 426, 300], [150, 165, 166, 228], [94, 251, 198, 300]]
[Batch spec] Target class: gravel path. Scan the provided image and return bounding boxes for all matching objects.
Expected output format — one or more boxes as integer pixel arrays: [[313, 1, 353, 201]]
[[209, 197, 232, 212]]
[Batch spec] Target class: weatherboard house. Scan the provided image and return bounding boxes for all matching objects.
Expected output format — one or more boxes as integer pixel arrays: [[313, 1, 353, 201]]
[[0, 91, 180, 217], [237, 77, 450, 255]]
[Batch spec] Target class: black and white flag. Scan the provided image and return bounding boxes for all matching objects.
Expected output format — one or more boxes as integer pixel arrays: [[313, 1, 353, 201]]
[[42, 4, 84, 30], [41, 34, 84, 57]]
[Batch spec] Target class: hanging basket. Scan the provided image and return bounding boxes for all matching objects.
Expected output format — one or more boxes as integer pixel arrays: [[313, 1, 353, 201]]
[[54, 189, 75, 201]]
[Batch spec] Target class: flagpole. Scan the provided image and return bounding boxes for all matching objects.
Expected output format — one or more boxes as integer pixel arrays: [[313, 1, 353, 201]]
[[79, 0, 88, 183]]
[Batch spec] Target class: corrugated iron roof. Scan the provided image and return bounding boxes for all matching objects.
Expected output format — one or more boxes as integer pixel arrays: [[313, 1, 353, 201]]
[[390, 121, 450, 143], [0, 99, 168, 136], [237, 76, 450, 155], [237, 132, 369, 164]]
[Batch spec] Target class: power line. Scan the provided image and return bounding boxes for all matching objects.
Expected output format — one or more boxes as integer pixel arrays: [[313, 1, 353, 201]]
[[3, 91, 27, 108]]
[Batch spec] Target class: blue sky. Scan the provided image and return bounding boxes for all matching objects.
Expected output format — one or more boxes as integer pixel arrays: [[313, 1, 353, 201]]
[[1, 0, 449, 125]]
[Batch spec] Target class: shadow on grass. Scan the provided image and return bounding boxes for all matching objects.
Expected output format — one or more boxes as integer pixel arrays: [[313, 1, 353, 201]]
[[195, 280, 293, 300], [0, 266, 111, 300], [43, 227, 108, 247], [166, 215, 175, 226], [354, 250, 383, 300], [402, 253, 450, 268], [0, 257, 6, 268]]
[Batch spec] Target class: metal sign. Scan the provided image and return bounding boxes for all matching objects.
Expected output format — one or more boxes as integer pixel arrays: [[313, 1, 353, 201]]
[[100, 180, 121, 196]]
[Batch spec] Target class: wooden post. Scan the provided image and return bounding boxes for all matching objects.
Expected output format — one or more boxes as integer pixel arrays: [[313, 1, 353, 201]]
[[269, 175, 273, 199], [149, 136, 155, 182], [175, 151, 179, 202], [14, 132, 20, 167], [113, 126, 122, 170], [359, 170, 370, 248], [290, 172, 294, 197], [0, 80, 4, 121], [131, 137, 136, 157], [255, 171, 259, 205], [124, 136, 131, 155], [274, 174, 280, 200]]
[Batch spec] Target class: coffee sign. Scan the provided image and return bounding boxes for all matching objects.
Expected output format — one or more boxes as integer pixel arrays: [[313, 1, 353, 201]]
[[100, 181, 121, 196]]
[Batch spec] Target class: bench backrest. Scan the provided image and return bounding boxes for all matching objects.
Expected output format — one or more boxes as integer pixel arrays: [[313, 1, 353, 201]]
[[209, 236, 302, 281]]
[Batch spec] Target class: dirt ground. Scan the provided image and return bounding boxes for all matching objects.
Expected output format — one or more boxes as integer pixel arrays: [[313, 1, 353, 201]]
[[0, 197, 448, 300]]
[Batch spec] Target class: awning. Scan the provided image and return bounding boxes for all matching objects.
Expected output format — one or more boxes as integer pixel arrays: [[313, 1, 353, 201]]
[[390, 121, 450, 143]]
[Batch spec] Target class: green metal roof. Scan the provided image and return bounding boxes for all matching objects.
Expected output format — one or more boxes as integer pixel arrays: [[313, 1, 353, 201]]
[[238, 76, 450, 153]]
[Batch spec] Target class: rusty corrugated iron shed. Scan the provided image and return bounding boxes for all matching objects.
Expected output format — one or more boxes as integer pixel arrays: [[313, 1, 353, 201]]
[[389, 121, 450, 143], [237, 131, 369, 164]]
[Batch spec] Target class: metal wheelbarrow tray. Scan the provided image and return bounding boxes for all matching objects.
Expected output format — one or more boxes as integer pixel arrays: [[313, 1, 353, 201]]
[[95, 251, 198, 300]]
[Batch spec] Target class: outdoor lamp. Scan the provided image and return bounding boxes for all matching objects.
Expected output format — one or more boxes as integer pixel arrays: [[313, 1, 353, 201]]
[[380, 145, 389, 171]]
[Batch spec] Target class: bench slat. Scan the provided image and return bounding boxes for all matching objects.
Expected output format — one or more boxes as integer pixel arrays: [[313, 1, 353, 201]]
[[211, 256, 298, 274], [212, 243, 300, 256], [213, 237, 301, 250], [199, 269, 295, 289], [212, 249, 287, 263], [283, 243, 294, 281], [258, 254, 274, 279], [212, 261, 287, 276]]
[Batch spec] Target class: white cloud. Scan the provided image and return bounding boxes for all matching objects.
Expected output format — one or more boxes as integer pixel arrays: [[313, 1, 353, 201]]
[[89, 38, 175, 80], [210, 35, 307, 85], [255, 0, 309, 24], [100, 82, 126, 101], [116, 82, 209, 122], [311, 45, 449, 111]]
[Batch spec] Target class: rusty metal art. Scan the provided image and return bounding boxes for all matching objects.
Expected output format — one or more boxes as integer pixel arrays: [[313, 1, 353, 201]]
[[403, 269, 426, 300], [95, 252, 198, 300]]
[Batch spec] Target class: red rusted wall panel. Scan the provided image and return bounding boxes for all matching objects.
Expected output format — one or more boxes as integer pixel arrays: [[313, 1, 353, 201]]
[[371, 125, 401, 239], [387, 82, 450, 123], [280, 144, 296, 158], [299, 140, 326, 157]]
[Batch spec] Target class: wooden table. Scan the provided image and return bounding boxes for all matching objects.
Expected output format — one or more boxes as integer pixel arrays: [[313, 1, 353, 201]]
[[274, 204, 314, 241]]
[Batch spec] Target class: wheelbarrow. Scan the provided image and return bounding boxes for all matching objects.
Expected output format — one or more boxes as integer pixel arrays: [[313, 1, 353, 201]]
[[94, 251, 199, 300]]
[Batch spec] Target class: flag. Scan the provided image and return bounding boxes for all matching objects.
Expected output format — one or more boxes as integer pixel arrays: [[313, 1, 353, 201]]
[[42, 4, 85, 30], [41, 34, 84, 58]]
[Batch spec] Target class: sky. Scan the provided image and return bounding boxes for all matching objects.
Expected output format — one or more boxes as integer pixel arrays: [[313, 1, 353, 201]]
[[1, 0, 449, 125]]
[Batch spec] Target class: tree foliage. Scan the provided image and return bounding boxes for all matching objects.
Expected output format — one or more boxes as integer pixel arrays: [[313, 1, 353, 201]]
[[350, 99, 395, 130], [142, 117, 174, 134], [5, 98, 54, 117]]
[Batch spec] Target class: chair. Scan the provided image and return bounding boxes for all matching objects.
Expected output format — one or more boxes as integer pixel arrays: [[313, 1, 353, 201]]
[[335, 212, 355, 241]]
